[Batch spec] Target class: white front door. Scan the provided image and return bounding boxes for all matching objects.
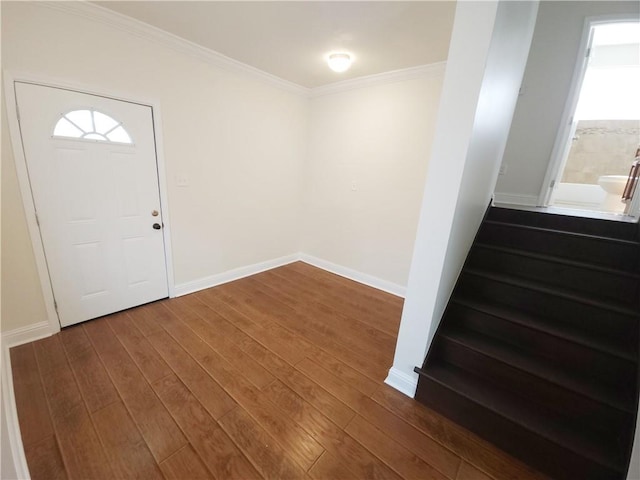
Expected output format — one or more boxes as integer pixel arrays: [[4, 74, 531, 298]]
[[16, 82, 169, 327]]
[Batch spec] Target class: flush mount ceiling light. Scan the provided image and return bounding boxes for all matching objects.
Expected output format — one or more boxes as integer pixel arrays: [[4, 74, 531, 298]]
[[327, 53, 352, 73]]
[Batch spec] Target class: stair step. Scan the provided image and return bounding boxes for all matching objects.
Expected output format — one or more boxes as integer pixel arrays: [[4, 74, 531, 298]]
[[439, 327, 634, 412], [465, 268, 639, 317], [469, 244, 640, 307], [478, 220, 640, 273], [417, 206, 639, 480], [484, 220, 640, 246], [456, 272, 638, 355], [475, 243, 640, 279], [415, 363, 626, 480], [446, 300, 636, 394], [487, 206, 639, 241], [451, 296, 636, 362], [434, 334, 633, 439]]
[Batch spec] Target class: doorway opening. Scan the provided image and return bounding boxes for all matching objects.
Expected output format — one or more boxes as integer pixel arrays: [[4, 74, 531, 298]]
[[547, 21, 640, 217]]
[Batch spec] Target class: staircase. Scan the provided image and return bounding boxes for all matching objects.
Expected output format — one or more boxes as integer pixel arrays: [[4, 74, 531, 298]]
[[414, 206, 640, 480]]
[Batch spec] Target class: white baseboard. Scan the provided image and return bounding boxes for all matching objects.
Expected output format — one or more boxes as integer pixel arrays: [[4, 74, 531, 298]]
[[0, 324, 49, 480], [173, 254, 300, 297], [1, 322, 52, 350], [384, 367, 418, 397], [298, 254, 406, 298], [493, 192, 539, 207]]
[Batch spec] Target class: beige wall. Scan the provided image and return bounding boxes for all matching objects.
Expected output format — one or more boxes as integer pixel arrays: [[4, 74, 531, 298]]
[[561, 120, 640, 184], [2, 2, 446, 333], [1, 2, 307, 332], [302, 72, 444, 288], [1, 91, 49, 332]]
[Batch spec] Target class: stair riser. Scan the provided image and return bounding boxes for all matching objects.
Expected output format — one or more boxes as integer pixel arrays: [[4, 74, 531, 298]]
[[456, 274, 638, 350], [446, 303, 636, 391], [415, 375, 621, 480], [468, 247, 640, 307], [477, 223, 640, 273], [487, 208, 639, 240], [433, 339, 632, 439]]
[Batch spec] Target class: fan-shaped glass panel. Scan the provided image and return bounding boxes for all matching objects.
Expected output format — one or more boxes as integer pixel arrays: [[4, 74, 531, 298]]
[[53, 110, 133, 144], [93, 111, 119, 133], [65, 110, 93, 132], [53, 117, 83, 137]]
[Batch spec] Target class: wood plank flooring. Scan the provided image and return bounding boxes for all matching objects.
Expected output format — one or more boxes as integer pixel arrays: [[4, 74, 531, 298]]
[[10, 262, 549, 480]]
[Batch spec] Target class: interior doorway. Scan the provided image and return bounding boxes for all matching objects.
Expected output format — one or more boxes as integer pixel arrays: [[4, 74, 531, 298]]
[[547, 21, 640, 217]]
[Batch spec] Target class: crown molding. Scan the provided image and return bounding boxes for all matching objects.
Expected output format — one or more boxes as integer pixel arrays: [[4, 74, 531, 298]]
[[35, 2, 446, 99], [309, 62, 447, 98], [37, 1, 311, 96]]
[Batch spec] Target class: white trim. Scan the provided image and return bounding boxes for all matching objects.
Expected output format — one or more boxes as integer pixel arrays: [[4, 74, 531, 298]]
[[0, 322, 53, 480], [31, 1, 446, 100], [149, 105, 177, 298], [384, 367, 418, 398], [174, 254, 300, 297], [4, 74, 61, 337], [299, 254, 406, 298], [310, 62, 447, 98], [1, 322, 51, 350], [492, 192, 539, 207], [2, 349, 30, 480], [38, 1, 308, 97], [3, 72, 176, 331]]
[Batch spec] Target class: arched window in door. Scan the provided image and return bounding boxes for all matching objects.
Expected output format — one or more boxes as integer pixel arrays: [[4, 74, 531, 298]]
[[53, 109, 133, 144]]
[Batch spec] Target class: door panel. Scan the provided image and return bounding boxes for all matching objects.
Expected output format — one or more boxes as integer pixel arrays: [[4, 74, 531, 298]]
[[16, 82, 169, 327]]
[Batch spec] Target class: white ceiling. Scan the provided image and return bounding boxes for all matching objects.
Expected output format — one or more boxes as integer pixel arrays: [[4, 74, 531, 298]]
[[94, 1, 456, 88]]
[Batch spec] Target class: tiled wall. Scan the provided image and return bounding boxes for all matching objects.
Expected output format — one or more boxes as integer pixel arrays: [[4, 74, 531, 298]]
[[561, 120, 640, 184]]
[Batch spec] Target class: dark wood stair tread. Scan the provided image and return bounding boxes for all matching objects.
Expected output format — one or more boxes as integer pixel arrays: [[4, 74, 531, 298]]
[[483, 220, 640, 247], [440, 327, 634, 412], [474, 243, 640, 280], [487, 207, 640, 241], [465, 268, 640, 317], [417, 206, 639, 479], [451, 296, 636, 362], [417, 363, 626, 473]]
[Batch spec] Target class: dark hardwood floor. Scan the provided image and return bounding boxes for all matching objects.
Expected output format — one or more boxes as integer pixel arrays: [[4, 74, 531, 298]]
[[10, 262, 549, 480]]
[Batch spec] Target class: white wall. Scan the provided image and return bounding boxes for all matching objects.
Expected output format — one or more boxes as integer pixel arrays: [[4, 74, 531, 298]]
[[302, 70, 445, 290], [1, 2, 307, 332], [495, 0, 640, 205], [386, 0, 539, 396]]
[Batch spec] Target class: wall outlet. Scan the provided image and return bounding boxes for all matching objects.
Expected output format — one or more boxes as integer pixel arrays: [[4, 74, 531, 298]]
[[351, 181, 357, 191]]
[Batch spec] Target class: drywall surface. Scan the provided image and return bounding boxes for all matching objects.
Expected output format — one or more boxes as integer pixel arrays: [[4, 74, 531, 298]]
[[495, 0, 640, 204], [1, 84, 48, 333], [1, 2, 307, 332], [303, 71, 445, 288], [388, 0, 538, 393]]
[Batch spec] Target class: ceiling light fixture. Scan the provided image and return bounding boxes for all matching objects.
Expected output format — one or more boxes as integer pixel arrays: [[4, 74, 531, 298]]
[[327, 53, 352, 73]]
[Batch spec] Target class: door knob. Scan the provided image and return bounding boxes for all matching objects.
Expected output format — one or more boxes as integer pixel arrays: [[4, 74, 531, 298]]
[[152, 223, 162, 230]]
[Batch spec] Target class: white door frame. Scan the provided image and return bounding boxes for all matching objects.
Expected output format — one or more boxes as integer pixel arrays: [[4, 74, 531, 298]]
[[3, 70, 176, 335], [538, 14, 640, 212]]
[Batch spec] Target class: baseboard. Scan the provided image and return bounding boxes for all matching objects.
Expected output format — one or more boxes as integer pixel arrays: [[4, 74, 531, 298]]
[[493, 192, 539, 207], [1, 322, 52, 350], [0, 324, 47, 480], [298, 254, 406, 298], [173, 254, 300, 297], [384, 367, 418, 398]]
